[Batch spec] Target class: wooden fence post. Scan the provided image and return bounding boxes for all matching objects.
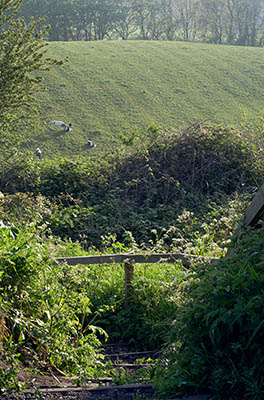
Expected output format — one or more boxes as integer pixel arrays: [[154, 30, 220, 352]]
[[243, 182, 264, 227], [124, 260, 134, 306]]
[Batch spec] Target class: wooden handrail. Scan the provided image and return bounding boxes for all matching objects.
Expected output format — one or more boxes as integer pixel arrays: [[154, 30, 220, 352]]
[[56, 253, 219, 304], [56, 253, 219, 267]]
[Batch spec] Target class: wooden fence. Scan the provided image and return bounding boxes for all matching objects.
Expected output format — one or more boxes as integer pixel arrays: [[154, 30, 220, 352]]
[[56, 183, 264, 303], [56, 253, 219, 304]]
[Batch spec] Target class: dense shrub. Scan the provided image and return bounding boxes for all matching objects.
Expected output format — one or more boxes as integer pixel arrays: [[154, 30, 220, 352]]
[[110, 123, 262, 203], [0, 154, 41, 194], [150, 123, 262, 195], [41, 123, 263, 247], [154, 225, 264, 400], [0, 123, 263, 248]]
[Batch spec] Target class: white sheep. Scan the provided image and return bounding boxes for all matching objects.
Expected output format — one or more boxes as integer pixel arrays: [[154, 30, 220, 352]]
[[35, 147, 42, 159], [88, 139, 96, 148], [49, 120, 72, 132]]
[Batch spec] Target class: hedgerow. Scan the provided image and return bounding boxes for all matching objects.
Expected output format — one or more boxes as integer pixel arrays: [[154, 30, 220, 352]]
[[0, 122, 262, 249]]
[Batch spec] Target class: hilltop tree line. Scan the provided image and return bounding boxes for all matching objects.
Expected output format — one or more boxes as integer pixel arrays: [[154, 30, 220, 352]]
[[17, 0, 264, 46]]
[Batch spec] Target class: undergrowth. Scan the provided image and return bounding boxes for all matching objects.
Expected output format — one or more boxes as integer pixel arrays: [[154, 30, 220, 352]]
[[0, 223, 106, 393], [154, 224, 264, 400]]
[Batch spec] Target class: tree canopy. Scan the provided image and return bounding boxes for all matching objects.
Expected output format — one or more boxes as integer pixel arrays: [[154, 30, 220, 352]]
[[0, 0, 61, 158]]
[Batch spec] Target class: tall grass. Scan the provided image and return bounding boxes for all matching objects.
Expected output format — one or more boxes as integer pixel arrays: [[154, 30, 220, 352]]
[[73, 261, 185, 350]]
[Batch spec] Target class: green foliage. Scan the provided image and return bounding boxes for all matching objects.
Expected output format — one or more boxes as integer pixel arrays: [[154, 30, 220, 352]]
[[154, 225, 264, 400], [0, 122, 261, 249], [79, 255, 185, 350], [0, 223, 106, 385], [0, 119, 263, 392], [0, 153, 41, 194], [0, 0, 61, 158], [0, 192, 51, 230], [0, 222, 41, 298], [240, 108, 264, 151], [42, 123, 264, 247], [0, 335, 24, 393]]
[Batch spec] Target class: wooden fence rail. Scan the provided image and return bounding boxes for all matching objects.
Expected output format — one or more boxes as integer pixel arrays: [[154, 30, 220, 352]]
[[56, 253, 219, 304], [56, 253, 218, 267]]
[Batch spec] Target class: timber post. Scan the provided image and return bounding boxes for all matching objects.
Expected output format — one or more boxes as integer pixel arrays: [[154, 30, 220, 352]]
[[243, 183, 264, 227]]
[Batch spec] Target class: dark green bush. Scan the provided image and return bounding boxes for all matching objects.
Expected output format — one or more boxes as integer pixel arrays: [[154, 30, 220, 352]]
[[46, 123, 263, 247], [109, 123, 262, 204], [0, 155, 41, 194], [154, 225, 264, 400]]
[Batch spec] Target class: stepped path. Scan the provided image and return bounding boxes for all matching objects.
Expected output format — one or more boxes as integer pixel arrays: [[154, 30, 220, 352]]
[[15, 344, 212, 399]]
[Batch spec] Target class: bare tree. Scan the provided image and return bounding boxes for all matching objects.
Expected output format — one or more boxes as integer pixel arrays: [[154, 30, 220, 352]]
[[72, 0, 94, 40], [159, 0, 178, 40], [113, 0, 138, 39], [198, 0, 226, 43], [17, 0, 264, 45], [232, 0, 262, 45], [172, 0, 199, 41]]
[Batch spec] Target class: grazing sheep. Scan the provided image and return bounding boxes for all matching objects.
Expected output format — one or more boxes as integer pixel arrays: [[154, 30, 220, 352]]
[[88, 139, 96, 148], [35, 147, 42, 159], [49, 120, 72, 132]]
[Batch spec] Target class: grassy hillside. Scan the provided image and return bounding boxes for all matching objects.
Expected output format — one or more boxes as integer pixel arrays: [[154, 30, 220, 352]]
[[30, 40, 264, 159]]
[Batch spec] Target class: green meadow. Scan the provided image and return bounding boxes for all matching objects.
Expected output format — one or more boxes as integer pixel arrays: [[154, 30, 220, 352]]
[[32, 40, 264, 158]]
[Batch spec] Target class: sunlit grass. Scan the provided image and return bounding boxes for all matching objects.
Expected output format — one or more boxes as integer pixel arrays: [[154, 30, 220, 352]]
[[31, 40, 264, 159]]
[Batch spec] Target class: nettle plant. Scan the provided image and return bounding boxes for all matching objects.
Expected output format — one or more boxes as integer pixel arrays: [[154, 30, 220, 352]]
[[0, 223, 106, 382], [0, 334, 25, 393]]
